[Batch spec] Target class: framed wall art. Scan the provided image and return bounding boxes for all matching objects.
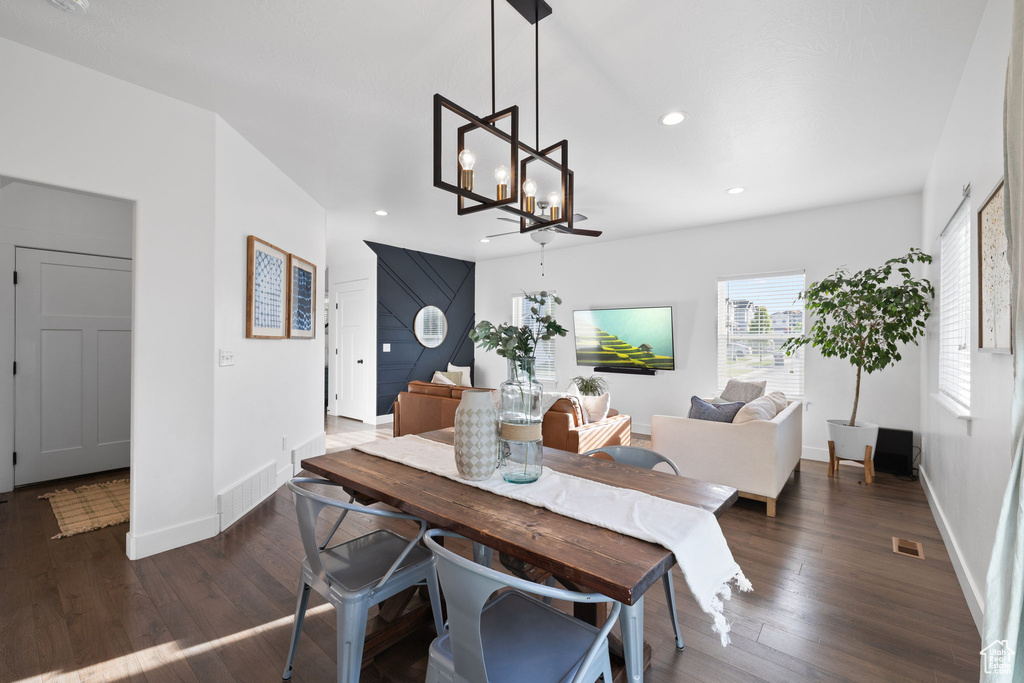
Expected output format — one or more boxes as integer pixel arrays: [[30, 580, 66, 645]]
[[978, 179, 1012, 353], [246, 236, 289, 339], [288, 254, 317, 339]]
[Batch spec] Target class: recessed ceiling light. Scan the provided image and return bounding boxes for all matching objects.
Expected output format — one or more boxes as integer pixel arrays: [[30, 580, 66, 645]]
[[374, 210, 388, 216], [726, 187, 746, 195], [479, 238, 491, 243], [50, 0, 89, 13], [659, 111, 687, 126]]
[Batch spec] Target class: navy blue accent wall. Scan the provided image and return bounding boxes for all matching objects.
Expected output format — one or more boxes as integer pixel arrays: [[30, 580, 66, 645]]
[[366, 242, 475, 416]]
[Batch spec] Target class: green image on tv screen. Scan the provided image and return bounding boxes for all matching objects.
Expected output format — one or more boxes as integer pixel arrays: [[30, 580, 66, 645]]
[[573, 307, 674, 371]]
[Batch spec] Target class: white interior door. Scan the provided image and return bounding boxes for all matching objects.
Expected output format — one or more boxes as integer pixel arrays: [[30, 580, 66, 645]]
[[332, 281, 368, 420], [15, 248, 132, 485]]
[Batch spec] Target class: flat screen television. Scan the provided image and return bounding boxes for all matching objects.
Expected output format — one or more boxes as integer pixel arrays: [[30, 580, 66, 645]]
[[573, 306, 675, 371]]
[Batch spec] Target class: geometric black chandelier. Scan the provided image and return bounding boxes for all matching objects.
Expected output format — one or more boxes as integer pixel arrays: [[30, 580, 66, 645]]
[[432, 0, 601, 238]]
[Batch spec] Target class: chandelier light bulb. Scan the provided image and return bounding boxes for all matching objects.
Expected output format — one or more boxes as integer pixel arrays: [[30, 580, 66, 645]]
[[458, 149, 476, 191], [495, 165, 510, 200], [522, 179, 538, 214], [548, 192, 561, 220]]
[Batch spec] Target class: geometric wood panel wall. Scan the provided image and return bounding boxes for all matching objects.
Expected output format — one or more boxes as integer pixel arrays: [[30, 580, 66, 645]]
[[366, 242, 476, 415]]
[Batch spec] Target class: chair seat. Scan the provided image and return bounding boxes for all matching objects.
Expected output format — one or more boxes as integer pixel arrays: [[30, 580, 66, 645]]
[[310, 529, 434, 593], [430, 590, 601, 683]]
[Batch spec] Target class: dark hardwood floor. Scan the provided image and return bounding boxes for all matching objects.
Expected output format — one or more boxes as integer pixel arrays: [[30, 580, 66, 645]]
[[0, 421, 979, 682]]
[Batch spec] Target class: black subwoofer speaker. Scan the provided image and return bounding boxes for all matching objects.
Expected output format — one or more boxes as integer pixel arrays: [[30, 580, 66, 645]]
[[873, 427, 914, 476]]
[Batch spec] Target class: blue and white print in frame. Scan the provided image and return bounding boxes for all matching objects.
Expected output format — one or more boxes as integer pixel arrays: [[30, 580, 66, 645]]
[[287, 254, 317, 339], [247, 236, 289, 339]]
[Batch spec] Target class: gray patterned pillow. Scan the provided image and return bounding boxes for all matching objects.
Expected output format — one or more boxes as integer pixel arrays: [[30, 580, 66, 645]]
[[720, 378, 766, 403], [688, 396, 745, 422]]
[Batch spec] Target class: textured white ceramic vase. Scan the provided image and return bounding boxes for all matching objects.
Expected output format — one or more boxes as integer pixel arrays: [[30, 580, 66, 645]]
[[453, 389, 499, 480]]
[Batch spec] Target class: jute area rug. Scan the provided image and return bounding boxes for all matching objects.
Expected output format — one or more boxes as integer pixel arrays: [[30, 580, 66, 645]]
[[39, 479, 130, 539]]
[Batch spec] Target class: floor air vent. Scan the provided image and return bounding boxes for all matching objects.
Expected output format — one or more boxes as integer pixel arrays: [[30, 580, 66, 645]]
[[892, 537, 925, 559]]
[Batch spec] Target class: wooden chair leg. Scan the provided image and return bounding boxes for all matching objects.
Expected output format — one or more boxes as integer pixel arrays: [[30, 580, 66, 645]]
[[766, 498, 777, 517], [827, 441, 837, 477], [864, 445, 873, 484]]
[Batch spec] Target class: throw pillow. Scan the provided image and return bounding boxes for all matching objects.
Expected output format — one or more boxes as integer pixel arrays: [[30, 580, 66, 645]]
[[732, 395, 779, 424], [431, 371, 457, 386], [447, 363, 472, 387], [707, 396, 732, 405], [688, 396, 745, 423], [720, 378, 766, 403], [566, 383, 590, 422], [765, 391, 788, 412], [580, 392, 611, 423]]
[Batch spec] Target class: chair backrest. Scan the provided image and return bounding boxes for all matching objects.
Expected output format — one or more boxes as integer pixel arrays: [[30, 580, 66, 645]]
[[287, 477, 426, 591], [582, 445, 681, 476], [423, 529, 620, 683]]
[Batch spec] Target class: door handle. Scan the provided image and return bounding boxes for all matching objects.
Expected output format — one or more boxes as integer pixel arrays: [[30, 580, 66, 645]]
[[356, 359, 364, 364]]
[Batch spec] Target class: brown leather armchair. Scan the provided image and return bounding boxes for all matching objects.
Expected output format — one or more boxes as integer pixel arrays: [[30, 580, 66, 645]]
[[541, 398, 631, 453], [394, 383, 631, 454]]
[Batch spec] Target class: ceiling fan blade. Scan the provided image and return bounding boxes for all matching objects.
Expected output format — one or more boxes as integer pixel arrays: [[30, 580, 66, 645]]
[[496, 217, 520, 224], [572, 213, 588, 222], [484, 230, 521, 239], [562, 228, 603, 238]]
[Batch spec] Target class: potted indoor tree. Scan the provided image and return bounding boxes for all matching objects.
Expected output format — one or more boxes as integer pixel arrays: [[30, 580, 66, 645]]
[[781, 248, 934, 463]]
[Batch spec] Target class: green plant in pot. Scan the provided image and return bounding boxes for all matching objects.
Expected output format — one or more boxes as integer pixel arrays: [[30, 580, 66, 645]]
[[570, 375, 610, 396], [781, 248, 934, 468], [469, 292, 566, 483]]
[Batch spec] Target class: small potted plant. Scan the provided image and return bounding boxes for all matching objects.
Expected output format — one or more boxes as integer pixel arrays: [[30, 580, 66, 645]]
[[569, 375, 610, 396], [781, 248, 934, 464], [470, 292, 567, 483]]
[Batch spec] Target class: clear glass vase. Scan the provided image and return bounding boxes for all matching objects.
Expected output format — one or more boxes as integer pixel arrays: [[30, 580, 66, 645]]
[[498, 357, 544, 483]]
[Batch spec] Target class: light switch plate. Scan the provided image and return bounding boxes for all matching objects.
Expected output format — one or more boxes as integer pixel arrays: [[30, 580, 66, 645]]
[[219, 348, 235, 366], [383, 343, 391, 352]]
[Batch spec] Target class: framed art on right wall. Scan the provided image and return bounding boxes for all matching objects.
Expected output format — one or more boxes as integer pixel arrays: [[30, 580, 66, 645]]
[[978, 179, 1012, 353]]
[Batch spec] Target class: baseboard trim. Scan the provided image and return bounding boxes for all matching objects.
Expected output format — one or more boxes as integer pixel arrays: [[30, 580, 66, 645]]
[[632, 424, 651, 436], [802, 445, 828, 462], [919, 464, 984, 634], [126, 514, 219, 560], [373, 414, 395, 426]]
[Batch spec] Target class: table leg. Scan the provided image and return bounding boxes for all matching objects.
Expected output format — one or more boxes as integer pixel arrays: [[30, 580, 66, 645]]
[[619, 596, 645, 683], [472, 542, 493, 568]]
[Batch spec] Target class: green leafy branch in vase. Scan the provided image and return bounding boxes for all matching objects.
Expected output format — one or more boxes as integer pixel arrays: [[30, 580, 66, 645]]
[[469, 291, 567, 379]]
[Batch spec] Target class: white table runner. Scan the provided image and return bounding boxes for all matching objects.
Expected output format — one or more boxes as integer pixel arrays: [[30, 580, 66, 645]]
[[354, 435, 751, 645]]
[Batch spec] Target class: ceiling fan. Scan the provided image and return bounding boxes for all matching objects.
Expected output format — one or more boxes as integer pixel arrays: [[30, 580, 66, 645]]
[[487, 200, 602, 240]]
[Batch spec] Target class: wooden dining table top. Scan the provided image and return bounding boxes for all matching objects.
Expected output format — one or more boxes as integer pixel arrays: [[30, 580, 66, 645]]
[[301, 429, 738, 605]]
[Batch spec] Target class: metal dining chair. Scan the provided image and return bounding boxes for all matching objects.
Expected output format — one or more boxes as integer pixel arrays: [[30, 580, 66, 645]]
[[283, 477, 444, 683], [423, 529, 621, 683], [583, 445, 685, 650]]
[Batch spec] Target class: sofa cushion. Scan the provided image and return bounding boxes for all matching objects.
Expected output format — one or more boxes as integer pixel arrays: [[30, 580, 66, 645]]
[[432, 371, 459, 385], [688, 396, 744, 422], [448, 363, 473, 387], [733, 395, 779, 424], [580, 392, 611, 423], [765, 391, 788, 412], [408, 380, 455, 398], [720, 378, 767, 403]]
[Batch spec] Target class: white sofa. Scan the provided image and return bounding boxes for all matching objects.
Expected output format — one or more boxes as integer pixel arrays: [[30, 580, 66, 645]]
[[651, 401, 803, 517]]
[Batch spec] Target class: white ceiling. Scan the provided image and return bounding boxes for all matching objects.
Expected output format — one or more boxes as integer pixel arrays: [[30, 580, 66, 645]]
[[0, 0, 988, 262]]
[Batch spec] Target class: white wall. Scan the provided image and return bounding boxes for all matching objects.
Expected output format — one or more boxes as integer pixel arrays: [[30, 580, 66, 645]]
[[327, 223, 380, 424], [213, 118, 327, 501], [0, 180, 133, 492], [476, 193, 924, 459], [919, 0, 1014, 632], [0, 37, 219, 557], [0, 38, 328, 559]]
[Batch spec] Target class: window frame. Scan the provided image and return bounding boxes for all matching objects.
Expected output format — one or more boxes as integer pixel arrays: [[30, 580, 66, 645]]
[[512, 291, 558, 384], [938, 198, 972, 410]]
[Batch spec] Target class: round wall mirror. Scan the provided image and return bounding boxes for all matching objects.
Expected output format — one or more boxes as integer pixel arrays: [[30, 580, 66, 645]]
[[414, 305, 448, 348]]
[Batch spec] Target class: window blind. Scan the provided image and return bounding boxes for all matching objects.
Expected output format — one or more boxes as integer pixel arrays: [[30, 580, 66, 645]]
[[512, 292, 557, 384], [939, 200, 971, 409], [717, 271, 806, 397]]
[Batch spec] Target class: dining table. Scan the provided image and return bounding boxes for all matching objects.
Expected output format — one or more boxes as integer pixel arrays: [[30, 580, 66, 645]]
[[301, 429, 738, 682]]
